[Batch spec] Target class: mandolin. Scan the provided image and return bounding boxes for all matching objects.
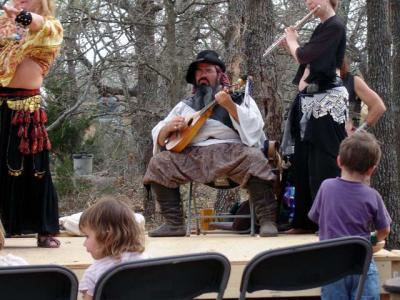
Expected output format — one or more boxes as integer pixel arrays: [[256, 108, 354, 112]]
[[165, 79, 246, 153]]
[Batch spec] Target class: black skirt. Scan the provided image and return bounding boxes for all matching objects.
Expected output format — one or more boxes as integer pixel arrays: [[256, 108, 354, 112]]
[[0, 95, 59, 235], [290, 93, 347, 230]]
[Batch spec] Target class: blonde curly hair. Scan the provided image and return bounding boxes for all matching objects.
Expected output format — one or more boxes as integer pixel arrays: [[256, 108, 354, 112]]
[[79, 197, 145, 259]]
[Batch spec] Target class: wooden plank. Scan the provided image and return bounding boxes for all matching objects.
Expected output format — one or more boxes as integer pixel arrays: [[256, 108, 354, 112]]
[[1, 234, 399, 298]]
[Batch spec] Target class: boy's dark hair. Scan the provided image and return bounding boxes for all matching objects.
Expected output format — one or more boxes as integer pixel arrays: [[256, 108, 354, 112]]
[[339, 131, 381, 174], [79, 196, 145, 258]]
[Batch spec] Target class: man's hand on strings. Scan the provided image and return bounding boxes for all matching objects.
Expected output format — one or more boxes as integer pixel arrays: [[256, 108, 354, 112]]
[[215, 90, 234, 109], [215, 90, 239, 123]]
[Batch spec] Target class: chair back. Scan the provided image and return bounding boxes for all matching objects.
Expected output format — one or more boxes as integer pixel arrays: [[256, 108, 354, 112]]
[[93, 252, 231, 300], [239, 236, 372, 300], [0, 264, 79, 300]]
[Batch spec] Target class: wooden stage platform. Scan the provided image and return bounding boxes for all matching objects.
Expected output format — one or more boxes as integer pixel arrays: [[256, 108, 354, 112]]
[[1, 233, 399, 299]]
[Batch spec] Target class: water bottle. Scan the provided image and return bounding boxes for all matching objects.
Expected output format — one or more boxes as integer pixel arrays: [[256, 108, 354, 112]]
[[370, 231, 377, 245], [288, 186, 295, 223], [283, 185, 295, 223]]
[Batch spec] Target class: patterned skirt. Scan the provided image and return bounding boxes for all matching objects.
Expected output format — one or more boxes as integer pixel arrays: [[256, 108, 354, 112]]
[[0, 87, 59, 235]]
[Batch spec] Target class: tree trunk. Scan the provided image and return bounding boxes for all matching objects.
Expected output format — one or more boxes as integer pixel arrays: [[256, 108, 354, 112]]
[[214, 188, 240, 214], [164, 0, 181, 107], [244, 0, 282, 141], [337, 0, 351, 25], [391, 0, 400, 182], [224, 0, 245, 81], [213, 0, 246, 214], [367, 0, 399, 249], [174, 1, 197, 102], [60, 0, 79, 107], [133, 0, 159, 221], [391, 0, 400, 249]]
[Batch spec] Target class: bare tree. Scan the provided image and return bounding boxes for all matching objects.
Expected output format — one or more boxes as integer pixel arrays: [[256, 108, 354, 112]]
[[163, 0, 180, 107], [224, 0, 245, 81], [213, 0, 245, 214], [391, 0, 400, 176], [129, 0, 160, 220], [367, 0, 399, 249], [337, 0, 351, 25], [244, 0, 282, 141]]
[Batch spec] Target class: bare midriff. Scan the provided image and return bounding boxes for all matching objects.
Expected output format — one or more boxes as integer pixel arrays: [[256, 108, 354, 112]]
[[6, 58, 43, 89], [298, 67, 310, 91]]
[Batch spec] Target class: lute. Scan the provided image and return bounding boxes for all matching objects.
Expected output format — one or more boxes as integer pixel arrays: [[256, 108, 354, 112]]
[[165, 79, 246, 153]]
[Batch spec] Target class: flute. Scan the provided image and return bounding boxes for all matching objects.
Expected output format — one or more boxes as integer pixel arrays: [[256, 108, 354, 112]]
[[355, 122, 369, 132], [263, 5, 321, 57]]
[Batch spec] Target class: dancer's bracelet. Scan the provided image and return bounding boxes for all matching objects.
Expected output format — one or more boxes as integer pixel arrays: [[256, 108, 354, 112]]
[[15, 10, 32, 27]]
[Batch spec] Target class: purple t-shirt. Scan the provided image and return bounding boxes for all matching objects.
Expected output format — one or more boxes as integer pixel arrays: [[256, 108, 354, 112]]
[[308, 177, 391, 241]]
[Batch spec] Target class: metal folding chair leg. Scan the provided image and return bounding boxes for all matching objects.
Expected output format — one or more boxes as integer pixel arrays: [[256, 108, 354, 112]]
[[186, 182, 256, 236], [186, 182, 200, 236]]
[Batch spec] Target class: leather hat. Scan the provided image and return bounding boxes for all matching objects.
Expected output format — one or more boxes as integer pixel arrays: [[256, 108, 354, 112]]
[[185, 50, 226, 84]]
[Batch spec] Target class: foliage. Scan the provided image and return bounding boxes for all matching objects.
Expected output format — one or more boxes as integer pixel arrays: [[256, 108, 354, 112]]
[[46, 104, 91, 157], [44, 77, 93, 199], [53, 158, 74, 196]]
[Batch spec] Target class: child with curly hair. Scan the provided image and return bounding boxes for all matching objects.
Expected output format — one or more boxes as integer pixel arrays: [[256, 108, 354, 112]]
[[79, 197, 149, 300]]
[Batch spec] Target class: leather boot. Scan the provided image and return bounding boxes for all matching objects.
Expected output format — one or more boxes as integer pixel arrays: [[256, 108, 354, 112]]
[[148, 183, 186, 237], [247, 177, 278, 237]]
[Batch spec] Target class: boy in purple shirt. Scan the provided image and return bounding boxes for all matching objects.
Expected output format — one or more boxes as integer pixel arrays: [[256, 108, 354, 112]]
[[308, 131, 391, 300]]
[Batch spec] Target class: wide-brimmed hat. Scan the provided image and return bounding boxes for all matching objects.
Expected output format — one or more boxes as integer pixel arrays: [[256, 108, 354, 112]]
[[185, 50, 226, 84]]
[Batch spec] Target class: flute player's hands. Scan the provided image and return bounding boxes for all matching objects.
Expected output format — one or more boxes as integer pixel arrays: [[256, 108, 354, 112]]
[[279, 38, 290, 53], [285, 26, 299, 43]]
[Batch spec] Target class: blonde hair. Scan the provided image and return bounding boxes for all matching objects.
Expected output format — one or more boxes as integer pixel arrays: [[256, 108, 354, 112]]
[[79, 197, 145, 259]]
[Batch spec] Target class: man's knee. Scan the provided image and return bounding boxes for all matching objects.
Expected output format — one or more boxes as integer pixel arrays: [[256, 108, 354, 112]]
[[147, 151, 171, 167], [245, 147, 269, 163]]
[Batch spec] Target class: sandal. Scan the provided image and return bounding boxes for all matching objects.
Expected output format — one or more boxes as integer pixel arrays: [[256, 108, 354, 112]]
[[37, 235, 61, 248]]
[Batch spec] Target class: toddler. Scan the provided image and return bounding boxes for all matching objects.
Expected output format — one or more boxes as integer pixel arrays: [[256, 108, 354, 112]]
[[79, 197, 148, 300]]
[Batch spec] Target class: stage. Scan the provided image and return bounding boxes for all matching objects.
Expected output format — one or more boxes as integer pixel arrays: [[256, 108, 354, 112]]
[[1, 233, 399, 299]]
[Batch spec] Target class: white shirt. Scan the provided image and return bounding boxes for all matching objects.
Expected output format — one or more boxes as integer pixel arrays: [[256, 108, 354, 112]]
[[151, 92, 266, 154], [0, 254, 28, 266], [79, 251, 149, 297]]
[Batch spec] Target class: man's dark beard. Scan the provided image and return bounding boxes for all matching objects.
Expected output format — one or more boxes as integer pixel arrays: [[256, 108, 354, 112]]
[[198, 84, 214, 104], [192, 83, 219, 110]]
